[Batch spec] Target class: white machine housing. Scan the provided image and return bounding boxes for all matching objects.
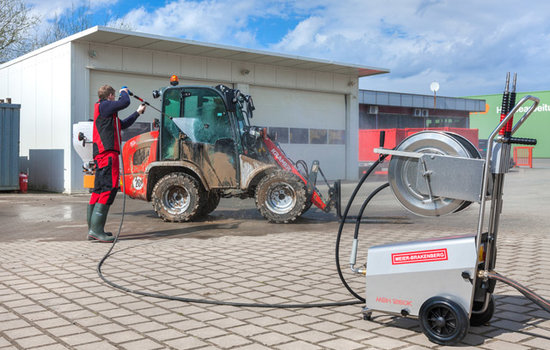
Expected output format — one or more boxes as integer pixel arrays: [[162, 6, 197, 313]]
[[72, 121, 94, 165], [365, 234, 477, 317]]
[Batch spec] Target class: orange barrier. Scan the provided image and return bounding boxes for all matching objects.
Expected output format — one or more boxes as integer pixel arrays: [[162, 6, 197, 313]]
[[513, 146, 534, 168]]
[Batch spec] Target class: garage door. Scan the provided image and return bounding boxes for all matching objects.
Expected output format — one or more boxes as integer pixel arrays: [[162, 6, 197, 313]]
[[249, 86, 347, 180]]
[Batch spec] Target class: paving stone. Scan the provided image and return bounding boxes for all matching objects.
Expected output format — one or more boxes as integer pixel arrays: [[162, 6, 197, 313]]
[[208, 334, 251, 348], [120, 338, 163, 350], [319, 338, 365, 350], [293, 330, 334, 343], [3, 326, 43, 339], [88, 322, 127, 335], [0, 319, 30, 331], [250, 332, 294, 346], [103, 330, 144, 343], [187, 326, 227, 339], [482, 339, 531, 350], [74, 341, 119, 350], [14, 334, 57, 349], [59, 332, 102, 346], [275, 340, 321, 350], [164, 336, 207, 350], [362, 335, 409, 349], [145, 328, 186, 341]]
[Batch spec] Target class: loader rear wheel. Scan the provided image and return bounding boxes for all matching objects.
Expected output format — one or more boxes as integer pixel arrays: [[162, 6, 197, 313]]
[[152, 173, 204, 222], [255, 171, 307, 223]]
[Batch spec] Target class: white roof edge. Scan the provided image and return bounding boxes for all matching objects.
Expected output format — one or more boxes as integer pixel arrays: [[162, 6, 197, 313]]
[[91, 26, 389, 76], [2, 26, 390, 77]]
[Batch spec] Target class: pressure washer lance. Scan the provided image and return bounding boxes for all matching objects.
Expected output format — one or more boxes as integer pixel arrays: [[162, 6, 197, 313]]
[[121, 86, 165, 116]]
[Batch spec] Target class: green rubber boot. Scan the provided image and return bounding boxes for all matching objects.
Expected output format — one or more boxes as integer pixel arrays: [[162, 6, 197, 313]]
[[87, 203, 113, 240], [88, 203, 115, 243]]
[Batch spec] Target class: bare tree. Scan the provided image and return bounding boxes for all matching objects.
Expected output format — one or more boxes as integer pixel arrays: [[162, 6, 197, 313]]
[[1, 1, 134, 62], [0, 0, 38, 63], [33, 2, 135, 49]]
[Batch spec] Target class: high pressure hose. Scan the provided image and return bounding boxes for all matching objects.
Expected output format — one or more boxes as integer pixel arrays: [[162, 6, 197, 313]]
[[334, 155, 389, 302], [486, 271, 550, 313], [95, 88, 362, 309]]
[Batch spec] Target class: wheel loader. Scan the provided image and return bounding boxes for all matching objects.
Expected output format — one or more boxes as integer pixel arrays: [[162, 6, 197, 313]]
[[119, 76, 340, 223]]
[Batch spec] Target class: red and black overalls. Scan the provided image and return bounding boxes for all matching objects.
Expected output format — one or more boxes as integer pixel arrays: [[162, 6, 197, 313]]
[[89, 91, 139, 205]]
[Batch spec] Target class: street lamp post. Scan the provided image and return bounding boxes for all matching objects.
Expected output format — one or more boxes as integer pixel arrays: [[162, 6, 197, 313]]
[[430, 81, 440, 109]]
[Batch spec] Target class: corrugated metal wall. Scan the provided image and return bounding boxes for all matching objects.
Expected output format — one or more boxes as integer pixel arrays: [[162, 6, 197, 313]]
[[0, 103, 20, 190]]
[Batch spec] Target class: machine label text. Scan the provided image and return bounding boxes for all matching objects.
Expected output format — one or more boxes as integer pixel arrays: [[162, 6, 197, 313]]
[[375, 296, 412, 306], [391, 248, 448, 265]]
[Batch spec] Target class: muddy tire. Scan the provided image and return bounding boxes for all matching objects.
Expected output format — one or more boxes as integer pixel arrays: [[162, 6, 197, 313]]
[[197, 191, 221, 217], [152, 173, 204, 222], [255, 171, 307, 223], [300, 199, 313, 215]]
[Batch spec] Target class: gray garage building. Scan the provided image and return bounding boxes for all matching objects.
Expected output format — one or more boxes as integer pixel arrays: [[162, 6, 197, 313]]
[[0, 26, 388, 193]]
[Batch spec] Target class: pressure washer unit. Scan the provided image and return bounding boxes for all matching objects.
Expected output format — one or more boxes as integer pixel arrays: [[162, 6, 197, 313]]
[[343, 74, 549, 345]]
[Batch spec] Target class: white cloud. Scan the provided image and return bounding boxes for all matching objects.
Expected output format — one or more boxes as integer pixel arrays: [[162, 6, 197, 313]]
[[120, 0, 265, 46], [21, 0, 550, 96], [268, 0, 550, 96], [25, 0, 113, 21]]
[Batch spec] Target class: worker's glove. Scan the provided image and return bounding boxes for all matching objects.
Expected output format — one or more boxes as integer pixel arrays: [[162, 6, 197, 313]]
[[137, 103, 146, 115]]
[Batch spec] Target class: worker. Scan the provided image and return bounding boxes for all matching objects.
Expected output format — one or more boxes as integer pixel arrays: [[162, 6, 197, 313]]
[[87, 85, 146, 242]]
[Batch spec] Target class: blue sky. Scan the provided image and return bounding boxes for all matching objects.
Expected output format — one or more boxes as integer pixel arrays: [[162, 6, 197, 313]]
[[23, 0, 550, 97]]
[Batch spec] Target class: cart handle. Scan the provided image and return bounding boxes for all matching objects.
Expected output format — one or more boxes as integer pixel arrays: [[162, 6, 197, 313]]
[[489, 95, 540, 143], [477, 95, 540, 249]]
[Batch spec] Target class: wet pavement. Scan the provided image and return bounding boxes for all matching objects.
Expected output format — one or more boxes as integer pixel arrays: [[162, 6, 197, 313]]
[[0, 159, 549, 349]]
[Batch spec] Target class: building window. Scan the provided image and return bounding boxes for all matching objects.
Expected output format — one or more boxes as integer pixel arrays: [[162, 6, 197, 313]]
[[289, 128, 309, 144], [329, 130, 346, 144], [309, 129, 327, 144], [268, 127, 289, 143]]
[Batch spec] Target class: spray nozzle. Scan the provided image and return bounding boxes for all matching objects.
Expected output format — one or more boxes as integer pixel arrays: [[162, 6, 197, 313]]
[[121, 86, 133, 96]]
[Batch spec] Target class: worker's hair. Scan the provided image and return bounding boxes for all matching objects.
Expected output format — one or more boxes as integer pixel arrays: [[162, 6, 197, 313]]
[[98, 85, 116, 100]]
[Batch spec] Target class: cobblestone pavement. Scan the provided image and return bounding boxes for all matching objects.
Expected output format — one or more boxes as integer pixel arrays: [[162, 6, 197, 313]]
[[1, 162, 549, 349]]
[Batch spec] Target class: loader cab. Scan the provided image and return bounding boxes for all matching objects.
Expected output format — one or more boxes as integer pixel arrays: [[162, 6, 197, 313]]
[[159, 85, 241, 188]]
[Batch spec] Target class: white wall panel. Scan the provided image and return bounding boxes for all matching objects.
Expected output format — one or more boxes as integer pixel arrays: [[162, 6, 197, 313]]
[[206, 57, 232, 82], [0, 43, 72, 191], [88, 44, 122, 70], [122, 47, 152, 73], [255, 65, 276, 86], [181, 55, 207, 80], [153, 52, 180, 76]]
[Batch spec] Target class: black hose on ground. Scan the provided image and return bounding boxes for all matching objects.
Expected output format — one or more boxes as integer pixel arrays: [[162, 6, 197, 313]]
[[96, 118, 362, 308], [487, 271, 550, 313]]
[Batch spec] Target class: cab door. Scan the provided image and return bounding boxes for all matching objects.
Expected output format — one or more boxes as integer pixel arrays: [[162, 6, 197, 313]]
[[161, 87, 239, 188]]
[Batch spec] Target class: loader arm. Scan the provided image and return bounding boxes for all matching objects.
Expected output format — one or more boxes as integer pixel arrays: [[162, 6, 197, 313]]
[[261, 131, 334, 212]]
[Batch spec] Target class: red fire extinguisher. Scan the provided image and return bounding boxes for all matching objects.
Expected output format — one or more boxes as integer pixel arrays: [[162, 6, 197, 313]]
[[19, 173, 28, 193]]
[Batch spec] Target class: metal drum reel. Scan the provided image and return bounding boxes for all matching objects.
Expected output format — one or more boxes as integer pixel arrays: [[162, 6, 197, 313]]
[[388, 131, 482, 217]]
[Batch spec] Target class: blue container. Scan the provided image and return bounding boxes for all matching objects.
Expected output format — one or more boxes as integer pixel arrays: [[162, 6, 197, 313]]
[[0, 103, 21, 191]]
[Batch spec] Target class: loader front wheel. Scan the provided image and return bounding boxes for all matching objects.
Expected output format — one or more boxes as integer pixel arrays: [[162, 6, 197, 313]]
[[152, 173, 204, 222], [255, 171, 307, 223]]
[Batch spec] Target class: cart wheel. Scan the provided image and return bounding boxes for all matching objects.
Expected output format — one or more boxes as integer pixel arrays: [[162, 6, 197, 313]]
[[419, 297, 469, 345], [470, 295, 495, 327]]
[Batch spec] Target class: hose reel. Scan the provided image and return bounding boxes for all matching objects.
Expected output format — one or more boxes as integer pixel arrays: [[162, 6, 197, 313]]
[[384, 131, 484, 217]]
